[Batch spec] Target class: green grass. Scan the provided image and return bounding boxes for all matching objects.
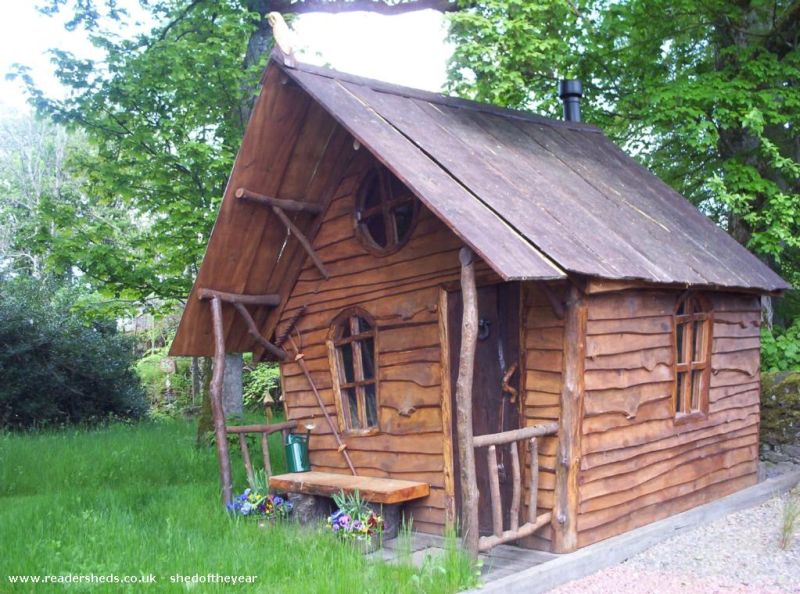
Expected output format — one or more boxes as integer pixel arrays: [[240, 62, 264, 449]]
[[0, 420, 478, 593]]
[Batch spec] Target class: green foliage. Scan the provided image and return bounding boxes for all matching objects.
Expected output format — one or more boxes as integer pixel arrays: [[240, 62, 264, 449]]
[[448, 0, 800, 284], [762, 320, 800, 372], [0, 275, 145, 428], [11, 2, 267, 304], [0, 420, 478, 593], [243, 361, 281, 410]]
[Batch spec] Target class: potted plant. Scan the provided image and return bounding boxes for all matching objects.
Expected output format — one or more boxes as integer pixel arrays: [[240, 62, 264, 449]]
[[326, 489, 384, 553]]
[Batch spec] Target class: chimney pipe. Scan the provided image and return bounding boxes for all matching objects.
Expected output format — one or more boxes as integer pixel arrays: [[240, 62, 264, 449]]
[[558, 79, 582, 122]]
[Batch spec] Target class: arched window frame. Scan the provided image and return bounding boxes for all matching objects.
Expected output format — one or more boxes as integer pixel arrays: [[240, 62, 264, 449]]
[[672, 292, 713, 423], [354, 166, 419, 256], [326, 308, 380, 435]]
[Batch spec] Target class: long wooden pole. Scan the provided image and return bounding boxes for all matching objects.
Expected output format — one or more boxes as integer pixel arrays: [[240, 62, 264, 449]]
[[235, 187, 324, 214], [198, 288, 281, 306], [287, 336, 357, 476], [272, 206, 330, 280], [552, 283, 587, 553], [455, 246, 480, 558], [231, 301, 288, 361], [209, 296, 233, 507]]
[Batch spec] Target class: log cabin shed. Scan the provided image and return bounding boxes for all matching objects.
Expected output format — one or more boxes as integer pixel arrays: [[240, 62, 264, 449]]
[[170, 50, 788, 556]]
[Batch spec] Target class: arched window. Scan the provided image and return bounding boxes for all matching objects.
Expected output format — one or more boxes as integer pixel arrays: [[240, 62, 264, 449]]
[[355, 167, 418, 255], [673, 293, 713, 420], [328, 309, 379, 433]]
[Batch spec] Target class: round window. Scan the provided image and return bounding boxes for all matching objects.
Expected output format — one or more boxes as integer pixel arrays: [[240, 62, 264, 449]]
[[355, 167, 419, 255]]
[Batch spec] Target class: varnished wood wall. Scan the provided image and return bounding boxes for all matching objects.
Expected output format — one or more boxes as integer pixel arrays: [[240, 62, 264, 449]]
[[277, 150, 495, 535], [575, 290, 761, 547], [519, 282, 568, 549]]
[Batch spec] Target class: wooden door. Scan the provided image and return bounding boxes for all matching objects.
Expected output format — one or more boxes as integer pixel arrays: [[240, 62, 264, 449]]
[[449, 282, 521, 535]]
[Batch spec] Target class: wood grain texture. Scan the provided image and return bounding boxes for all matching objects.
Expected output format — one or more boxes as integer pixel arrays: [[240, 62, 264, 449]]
[[552, 284, 587, 553], [269, 471, 429, 504], [519, 282, 568, 550], [272, 151, 473, 534], [576, 290, 762, 546]]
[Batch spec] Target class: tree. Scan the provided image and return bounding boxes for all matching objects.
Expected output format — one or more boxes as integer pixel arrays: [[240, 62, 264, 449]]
[[448, 0, 799, 286], [15, 0, 458, 306], [16, 0, 460, 442], [0, 114, 81, 278]]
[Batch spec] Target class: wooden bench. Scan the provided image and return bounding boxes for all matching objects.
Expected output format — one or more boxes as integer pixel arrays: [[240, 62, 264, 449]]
[[268, 471, 430, 504]]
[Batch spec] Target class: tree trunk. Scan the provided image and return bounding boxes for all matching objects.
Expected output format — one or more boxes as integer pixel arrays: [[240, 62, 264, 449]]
[[222, 352, 244, 420], [195, 356, 214, 447], [239, 1, 274, 126], [190, 356, 201, 406]]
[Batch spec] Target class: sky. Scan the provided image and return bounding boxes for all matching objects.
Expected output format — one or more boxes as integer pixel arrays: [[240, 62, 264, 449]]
[[0, 3, 451, 114]]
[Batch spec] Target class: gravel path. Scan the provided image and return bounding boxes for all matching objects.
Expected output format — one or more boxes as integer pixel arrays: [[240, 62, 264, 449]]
[[552, 488, 800, 594]]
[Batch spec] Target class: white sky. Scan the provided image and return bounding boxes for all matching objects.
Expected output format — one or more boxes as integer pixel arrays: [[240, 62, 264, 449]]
[[0, 3, 451, 114]]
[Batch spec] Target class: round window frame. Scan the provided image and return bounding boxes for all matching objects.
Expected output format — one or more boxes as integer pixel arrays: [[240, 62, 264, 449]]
[[354, 167, 420, 257]]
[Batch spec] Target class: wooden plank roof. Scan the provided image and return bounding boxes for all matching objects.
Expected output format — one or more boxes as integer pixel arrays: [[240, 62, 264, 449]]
[[283, 59, 786, 292], [170, 55, 786, 357]]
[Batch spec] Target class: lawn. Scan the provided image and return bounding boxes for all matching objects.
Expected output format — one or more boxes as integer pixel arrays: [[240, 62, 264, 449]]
[[0, 419, 477, 593]]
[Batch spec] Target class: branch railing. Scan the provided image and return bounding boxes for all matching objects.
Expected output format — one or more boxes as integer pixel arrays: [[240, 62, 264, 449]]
[[226, 420, 297, 486], [473, 421, 559, 552]]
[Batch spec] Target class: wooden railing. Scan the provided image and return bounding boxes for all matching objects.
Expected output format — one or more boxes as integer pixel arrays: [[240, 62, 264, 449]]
[[226, 420, 297, 486], [473, 421, 559, 552]]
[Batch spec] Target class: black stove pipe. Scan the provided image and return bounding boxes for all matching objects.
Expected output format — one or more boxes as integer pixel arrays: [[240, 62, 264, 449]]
[[558, 79, 583, 123]]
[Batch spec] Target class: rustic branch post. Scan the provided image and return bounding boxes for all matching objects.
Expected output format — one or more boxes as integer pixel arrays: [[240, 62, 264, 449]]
[[553, 283, 587, 553], [209, 296, 233, 507], [455, 246, 479, 558]]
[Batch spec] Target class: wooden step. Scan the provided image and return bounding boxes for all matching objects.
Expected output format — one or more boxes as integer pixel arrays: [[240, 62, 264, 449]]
[[269, 471, 430, 504]]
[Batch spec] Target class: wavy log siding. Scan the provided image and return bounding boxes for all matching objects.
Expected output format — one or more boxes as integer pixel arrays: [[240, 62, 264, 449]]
[[518, 282, 568, 549], [576, 290, 762, 547], [276, 151, 499, 534]]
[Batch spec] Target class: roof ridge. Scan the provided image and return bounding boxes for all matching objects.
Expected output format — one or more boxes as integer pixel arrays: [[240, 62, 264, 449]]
[[272, 51, 602, 134]]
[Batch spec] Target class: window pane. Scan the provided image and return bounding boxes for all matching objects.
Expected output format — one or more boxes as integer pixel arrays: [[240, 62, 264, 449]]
[[361, 337, 375, 379], [344, 387, 360, 429], [392, 202, 415, 242], [365, 383, 378, 427], [677, 299, 687, 316], [364, 214, 387, 247], [389, 174, 409, 202], [363, 175, 382, 210], [340, 343, 355, 383], [676, 371, 685, 413], [691, 370, 704, 411], [692, 320, 705, 362], [676, 323, 688, 364], [357, 316, 372, 334]]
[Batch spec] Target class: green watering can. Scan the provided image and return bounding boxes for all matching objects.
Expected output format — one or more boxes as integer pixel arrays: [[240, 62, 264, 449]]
[[285, 432, 311, 473]]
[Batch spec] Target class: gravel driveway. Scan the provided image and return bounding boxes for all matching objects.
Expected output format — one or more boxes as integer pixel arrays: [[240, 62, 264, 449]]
[[552, 488, 800, 594]]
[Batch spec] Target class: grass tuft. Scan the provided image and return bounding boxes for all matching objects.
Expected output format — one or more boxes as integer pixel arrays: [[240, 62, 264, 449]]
[[779, 487, 800, 550]]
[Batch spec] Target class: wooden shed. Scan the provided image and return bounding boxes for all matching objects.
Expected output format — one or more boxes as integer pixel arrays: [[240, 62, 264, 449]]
[[170, 50, 788, 556]]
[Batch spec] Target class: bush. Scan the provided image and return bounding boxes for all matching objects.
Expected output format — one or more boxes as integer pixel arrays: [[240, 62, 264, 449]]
[[0, 276, 146, 428], [762, 319, 800, 372], [242, 361, 281, 410]]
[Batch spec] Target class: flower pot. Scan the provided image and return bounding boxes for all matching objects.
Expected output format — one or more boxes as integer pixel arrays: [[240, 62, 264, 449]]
[[350, 534, 380, 554]]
